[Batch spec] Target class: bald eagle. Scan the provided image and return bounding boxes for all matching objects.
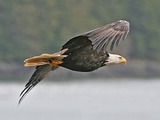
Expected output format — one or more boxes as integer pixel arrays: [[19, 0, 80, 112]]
[[19, 20, 130, 104]]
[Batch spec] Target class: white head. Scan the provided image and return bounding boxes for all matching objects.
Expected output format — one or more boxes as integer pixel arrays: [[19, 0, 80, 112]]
[[105, 53, 127, 65]]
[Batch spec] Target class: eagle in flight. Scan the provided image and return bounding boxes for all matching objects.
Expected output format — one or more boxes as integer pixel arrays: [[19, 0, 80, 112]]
[[19, 20, 130, 104]]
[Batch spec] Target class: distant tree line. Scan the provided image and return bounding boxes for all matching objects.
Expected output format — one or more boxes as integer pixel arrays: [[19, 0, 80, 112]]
[[0, 0, 160, 63]]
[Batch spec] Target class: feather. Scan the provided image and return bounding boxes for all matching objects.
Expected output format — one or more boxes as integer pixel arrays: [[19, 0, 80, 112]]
[[81, 20, 130, 52], [19, 65, 58, 105]]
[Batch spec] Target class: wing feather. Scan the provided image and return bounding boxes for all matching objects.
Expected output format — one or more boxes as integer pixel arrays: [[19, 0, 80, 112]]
[[96, 30, 118, 52], [18, 65, 58, 105], [115, 33, 123, 47], [81, 20, 130, 52]]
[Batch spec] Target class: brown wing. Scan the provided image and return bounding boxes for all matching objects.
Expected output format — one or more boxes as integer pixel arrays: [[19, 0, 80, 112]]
[[80, 20, 130, 52], [19, 65, 58, 105]]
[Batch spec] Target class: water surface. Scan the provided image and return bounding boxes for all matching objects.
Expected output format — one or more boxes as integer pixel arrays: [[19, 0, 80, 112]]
[[0, 79, 160, 120]]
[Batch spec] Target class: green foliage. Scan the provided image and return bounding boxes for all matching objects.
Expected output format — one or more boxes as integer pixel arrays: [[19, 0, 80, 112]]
[[0, 0, 160, 62]]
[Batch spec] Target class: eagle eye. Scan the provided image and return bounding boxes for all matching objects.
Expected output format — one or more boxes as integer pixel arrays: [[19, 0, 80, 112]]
[[119, 57, 122, 59]]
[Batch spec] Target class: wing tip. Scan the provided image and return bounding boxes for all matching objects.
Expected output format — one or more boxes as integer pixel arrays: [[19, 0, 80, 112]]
[[118, 20, 130, 27]]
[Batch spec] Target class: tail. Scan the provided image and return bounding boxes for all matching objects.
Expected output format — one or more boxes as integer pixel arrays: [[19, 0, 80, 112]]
[[24, 49, 68, 67], [19, 49, 68, 105]]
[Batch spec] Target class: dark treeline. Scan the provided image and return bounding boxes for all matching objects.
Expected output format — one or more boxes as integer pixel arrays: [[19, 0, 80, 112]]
[[0, 0, 160, 80]]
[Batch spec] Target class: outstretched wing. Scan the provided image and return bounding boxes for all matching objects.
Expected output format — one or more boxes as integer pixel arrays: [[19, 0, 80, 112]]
[[19, 65, 58, 105], [81, 20, 130, 52]]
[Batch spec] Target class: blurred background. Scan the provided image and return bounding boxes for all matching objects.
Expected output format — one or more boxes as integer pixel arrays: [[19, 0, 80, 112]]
[[1, 0, 160, 120], [1, 0, 160, 80]]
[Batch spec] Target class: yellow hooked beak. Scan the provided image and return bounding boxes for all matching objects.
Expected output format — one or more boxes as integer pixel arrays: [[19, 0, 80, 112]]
[[121, 57, 127, 64]]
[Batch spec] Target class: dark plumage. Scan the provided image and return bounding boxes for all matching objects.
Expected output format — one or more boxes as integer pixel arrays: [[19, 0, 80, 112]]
[[61, 36, 109, 72], [19, 20, 130, 104]]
